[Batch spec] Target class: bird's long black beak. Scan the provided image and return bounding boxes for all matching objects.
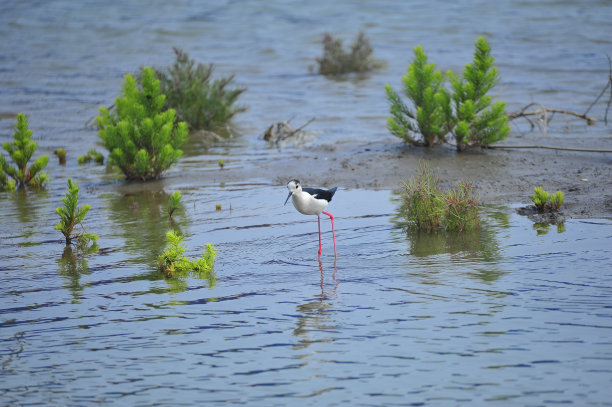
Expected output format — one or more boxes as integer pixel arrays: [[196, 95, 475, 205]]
[[284, 192, 292, 206]]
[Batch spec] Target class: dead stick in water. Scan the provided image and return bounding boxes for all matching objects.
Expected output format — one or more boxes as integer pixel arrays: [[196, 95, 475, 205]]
[[507, 104, 597, 124]]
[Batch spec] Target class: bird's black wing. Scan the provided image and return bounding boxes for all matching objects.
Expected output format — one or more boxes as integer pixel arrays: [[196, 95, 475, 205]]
[[303, 187, 338, 203]]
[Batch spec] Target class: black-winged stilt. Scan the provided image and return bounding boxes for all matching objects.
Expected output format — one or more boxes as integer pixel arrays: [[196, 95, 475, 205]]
[[284, 179, 338, 260]]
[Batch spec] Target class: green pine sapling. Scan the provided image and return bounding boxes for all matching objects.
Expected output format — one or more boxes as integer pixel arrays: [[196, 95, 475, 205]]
[[549, 190, 565, 212], [385, 46, 452, 146], [449, 37, 509, 150], [77, 149, 104, 165], [531, 186, 550, 211], [54, 178, 98, 248], [1, 113, 49, 188], [0, 156, 16, 191], [157, 230, 217, 281], [96, 66, 188, 181], [168, 190, 182, 218]]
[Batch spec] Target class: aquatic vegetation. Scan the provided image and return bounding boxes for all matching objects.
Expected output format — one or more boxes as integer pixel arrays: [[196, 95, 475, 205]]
[[168, 190, 182, 218], [386, 37, 508, 150], [401, 163, 480, 232], [0, 156, 16, 191], [531, 186, 564, 212], [218, 158, 224, 169], [549, 190, 565, 212], [1, 113, 49, 189], [77, 149, 104, 165], [54, 148, 66, 165], [155, 47, 246, 134], [531, 186, 550, 211], [316, 31, 385, 75], [449, 37, 510, 150], [96, 66, 187, 181], [54, 178, 98, 250], [157, 230, 216, 284]]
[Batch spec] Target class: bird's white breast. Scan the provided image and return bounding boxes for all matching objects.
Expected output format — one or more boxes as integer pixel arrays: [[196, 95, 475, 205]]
[[292, 191, 327, 216]]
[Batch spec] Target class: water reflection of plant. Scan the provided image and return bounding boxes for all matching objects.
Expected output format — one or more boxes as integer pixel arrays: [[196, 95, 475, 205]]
[[57, 246, 90, 303], [105, 189, 187, 265]]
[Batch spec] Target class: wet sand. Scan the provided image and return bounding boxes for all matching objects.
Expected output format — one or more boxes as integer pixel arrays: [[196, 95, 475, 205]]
[[207, 139, 612, 220]]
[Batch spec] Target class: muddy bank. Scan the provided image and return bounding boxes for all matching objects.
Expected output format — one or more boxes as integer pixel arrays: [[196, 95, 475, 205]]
[[201, 139, 612, 220]]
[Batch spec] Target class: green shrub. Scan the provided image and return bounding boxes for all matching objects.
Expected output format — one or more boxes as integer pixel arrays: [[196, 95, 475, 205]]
[[449, 37, 509, 150], [54, 178, 98, 249], [96, 66, 187, 181], [0, 155, 16, 191], [549, 190, 565, 212], [386, 37, 508, 150], [531, 186, 550, 211], [54, 148, 66, 165], [77, 149, 104, 165], [317, 31, 385, 75], [385, 45, 452, 146], [401, 163, 480, 232], [1, 113, 49, 188], [168, 190, 182, 218], [532, 187, 564, 212], [155, 47, 246, 134], [157, 230, 216, 282]]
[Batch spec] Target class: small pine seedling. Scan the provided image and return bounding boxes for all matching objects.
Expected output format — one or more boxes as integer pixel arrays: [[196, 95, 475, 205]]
[[549, 190, 565, 212], [1, 113, 49, 188], [77, 149, 104, 165], [157, 230, 217, 282], [168, 191, 182, 218], [531, 186, 550, 212], [54, 148, 66, 165], [0, 155, 16, 191], [54, 178, 98, 248]]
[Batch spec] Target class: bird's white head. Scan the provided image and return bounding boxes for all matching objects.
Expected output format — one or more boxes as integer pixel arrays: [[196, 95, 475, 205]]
[[284, 179, 301, 205]]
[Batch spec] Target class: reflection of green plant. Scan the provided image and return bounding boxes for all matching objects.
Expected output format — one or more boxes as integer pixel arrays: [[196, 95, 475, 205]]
[[155, 47, 246, 134], [168, 191, 182, 218], [77, 149, 104, 165], [157, 230, 216, 286], [58, 246, 90, 303], [317, 31, 385, 75], [54, 178, 98, 250], [1, 113, 49, 188], [401, 163, 479, 232], [96, 66, 188, 181]]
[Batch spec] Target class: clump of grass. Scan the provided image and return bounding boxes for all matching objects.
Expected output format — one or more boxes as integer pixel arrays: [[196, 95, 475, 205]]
[[157, 230, 216, 283], [401, 163, 480, 232], [531, 186, 564, 212], [1, 113, 49, 189], [54, 178, 98, 250], [168, 191, 182, 218], [77, 149, 104, 165], [316, 31, 385, 76], [54, 148, 66, 165], [155, 47, 246, 134]]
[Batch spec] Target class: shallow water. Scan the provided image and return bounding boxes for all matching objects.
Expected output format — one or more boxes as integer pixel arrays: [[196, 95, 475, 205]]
[[1, 1, 612, 405], [2, 186, 612, 405]]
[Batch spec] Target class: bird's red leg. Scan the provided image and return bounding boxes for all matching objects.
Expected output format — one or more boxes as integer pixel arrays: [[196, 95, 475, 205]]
[[317, 215, 322, 260], [322, 211, 337, 258]]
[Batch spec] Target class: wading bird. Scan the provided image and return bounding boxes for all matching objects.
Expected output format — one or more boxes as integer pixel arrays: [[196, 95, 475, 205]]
[[284, 179, 337, 260]]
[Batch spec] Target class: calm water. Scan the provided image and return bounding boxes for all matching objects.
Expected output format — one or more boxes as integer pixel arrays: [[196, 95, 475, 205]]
[[1, 1, 612, 405]]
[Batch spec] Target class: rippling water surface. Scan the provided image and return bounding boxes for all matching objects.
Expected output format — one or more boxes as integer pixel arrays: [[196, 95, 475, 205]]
[[1, 1, 612, 405]]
